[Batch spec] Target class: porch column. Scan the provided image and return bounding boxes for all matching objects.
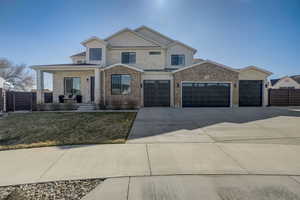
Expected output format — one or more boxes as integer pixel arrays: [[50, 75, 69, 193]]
[[36, 70, 44, 104], [94, 68, 101, 104]]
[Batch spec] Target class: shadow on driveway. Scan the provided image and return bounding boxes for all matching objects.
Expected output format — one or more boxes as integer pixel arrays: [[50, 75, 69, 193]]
[[127, 107, 300, 144]]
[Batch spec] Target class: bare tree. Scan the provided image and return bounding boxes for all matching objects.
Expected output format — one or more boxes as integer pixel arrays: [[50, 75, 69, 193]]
[[0, 58, 34, 91]]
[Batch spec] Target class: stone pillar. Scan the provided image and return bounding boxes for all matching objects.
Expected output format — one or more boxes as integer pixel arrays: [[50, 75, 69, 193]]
[[36, 70, 44, 104], [94, 68, 101, 105]]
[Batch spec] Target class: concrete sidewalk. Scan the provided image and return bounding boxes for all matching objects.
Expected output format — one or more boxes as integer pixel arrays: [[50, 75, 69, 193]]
[[1, 143, 300, 186], [82, 175, 300, 200]]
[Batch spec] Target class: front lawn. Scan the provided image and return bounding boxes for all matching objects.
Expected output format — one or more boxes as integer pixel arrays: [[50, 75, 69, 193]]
[[0, 112, 136, 150]]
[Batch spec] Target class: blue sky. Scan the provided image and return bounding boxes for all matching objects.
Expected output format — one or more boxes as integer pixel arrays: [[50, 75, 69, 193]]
[[0, 0, 300, 89]]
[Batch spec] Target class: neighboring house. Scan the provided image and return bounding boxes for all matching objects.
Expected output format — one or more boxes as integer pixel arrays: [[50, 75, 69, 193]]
[[0, 77, 4, 89], [31, 26, 272, 108], [270, 75, 300, 89]]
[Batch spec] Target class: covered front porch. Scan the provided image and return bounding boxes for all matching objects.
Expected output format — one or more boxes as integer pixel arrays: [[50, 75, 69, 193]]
[[33, 64, 102, 104]]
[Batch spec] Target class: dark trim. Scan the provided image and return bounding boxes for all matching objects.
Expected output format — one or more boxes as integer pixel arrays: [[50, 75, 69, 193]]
[[111, 74, 132, 95]]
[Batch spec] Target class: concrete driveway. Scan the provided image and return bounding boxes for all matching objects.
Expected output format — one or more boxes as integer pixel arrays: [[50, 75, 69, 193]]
[[83, 175, 300, 200], [127, 107, 300, 144]]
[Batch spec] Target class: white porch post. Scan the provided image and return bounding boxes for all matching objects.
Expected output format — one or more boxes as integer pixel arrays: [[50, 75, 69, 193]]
[[36, 70, 44, 104], [94, 68, 101, 105]]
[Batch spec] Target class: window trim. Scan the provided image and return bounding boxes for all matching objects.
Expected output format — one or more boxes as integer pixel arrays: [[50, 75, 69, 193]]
[[89, 48, 102, 61], [111, 74, 132, 95], [64, 77, 81, 96], [171, 54, 185, 66], [121, 52, 136, 64]]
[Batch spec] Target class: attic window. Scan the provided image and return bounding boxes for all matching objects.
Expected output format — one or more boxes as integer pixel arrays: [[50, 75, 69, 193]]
[[149, 51, 161, 55], [89, 48, 102, 61]]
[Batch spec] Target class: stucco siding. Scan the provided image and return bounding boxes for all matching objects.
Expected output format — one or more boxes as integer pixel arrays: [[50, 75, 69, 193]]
[[239, 69, 270, 106], [167, 44, 194, 67], [173, 63, 239, 107], [107, 31, 157, 47], [239, 69, 268, 80], [106, 49, 165, 70], [52, 71, 94, 103], [142, 72, 174, 106], [136, 28, 172, 46], [85, 40, 107, 65], [103, 66, 142, 108]]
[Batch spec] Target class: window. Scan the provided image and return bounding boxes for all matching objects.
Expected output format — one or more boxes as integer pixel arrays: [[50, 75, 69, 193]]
[[171, 54, 185, 66], [149, 51, 161, 55], [89, 48, 102, 61], [121, 52, 136, 64], [111, 75, 131, 95], [64, 77, 81, 96]]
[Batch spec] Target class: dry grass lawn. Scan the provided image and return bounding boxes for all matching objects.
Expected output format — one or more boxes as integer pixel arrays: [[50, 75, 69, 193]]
[[0, 112, 136, 150]]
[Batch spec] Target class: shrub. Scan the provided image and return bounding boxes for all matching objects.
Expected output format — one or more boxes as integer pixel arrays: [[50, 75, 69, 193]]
[[36, 103, 77, 111], [124, 98, 138, 109], [111, 99, 122, 110]]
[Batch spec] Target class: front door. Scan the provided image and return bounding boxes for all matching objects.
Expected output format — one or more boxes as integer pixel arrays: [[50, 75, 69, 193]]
[[90, 76, 95, 102]]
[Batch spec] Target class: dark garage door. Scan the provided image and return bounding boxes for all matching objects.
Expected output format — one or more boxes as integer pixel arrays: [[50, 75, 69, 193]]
[[182, 83, 231, 107], [239, 80, 263, 106], [144, 80, 170, 107]]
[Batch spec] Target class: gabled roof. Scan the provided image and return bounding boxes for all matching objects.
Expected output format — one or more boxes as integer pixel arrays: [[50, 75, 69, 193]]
[[134, 25, 174, 45], [103, 63, 144, 72], [172, 60, 239, 74], [81, 36, 108, 46], [167, 40, 197, 54], [239, 66, 273, 75], [104, 28, 162, 47], [271, 76, 300, 87], [270, 79, 280, 86], [291, 75, 300, 84], [271, 75, 300, 86], [70, 52, 86, 57]]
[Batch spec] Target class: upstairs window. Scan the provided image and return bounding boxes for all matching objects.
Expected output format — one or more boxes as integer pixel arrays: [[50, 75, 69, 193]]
[[89, 48, 102, 61], [149, 51, 161, 55], [171, 54, 185, 66], [111, 75, 131, 95], [122, 52, 136, 64]]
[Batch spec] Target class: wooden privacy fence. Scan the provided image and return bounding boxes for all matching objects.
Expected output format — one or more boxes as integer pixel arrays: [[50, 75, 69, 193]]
[[269, 89, 300, 106], [5, 91, 53, 111]]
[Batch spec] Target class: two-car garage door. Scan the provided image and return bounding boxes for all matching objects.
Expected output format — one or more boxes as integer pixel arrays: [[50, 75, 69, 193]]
[[182, 83, 231, 107]]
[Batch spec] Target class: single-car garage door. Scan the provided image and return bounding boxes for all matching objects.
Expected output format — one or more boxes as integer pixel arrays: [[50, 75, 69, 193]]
[[144, 80, 170, 107], [239, 80, 263, 106], [182, 82, 231, 107]]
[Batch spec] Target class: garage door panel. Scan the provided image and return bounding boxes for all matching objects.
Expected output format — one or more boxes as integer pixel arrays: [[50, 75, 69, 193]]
[[182, 83, 231, 107], [144, 80, 170, 107], [239, 80, 262, 106]]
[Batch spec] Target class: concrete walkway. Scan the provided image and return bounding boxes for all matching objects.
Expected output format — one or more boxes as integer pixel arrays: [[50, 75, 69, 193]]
[[82, 175, 300, 200], [1, 143, 300, 186]]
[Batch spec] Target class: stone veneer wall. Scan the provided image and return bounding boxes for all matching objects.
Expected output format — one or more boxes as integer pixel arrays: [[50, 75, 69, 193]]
[[103, 66, 142, 108], [173, 63, 239, 107]]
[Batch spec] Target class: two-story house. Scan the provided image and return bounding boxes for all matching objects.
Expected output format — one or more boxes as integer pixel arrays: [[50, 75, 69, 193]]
[[31, 26, 272, 108]]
